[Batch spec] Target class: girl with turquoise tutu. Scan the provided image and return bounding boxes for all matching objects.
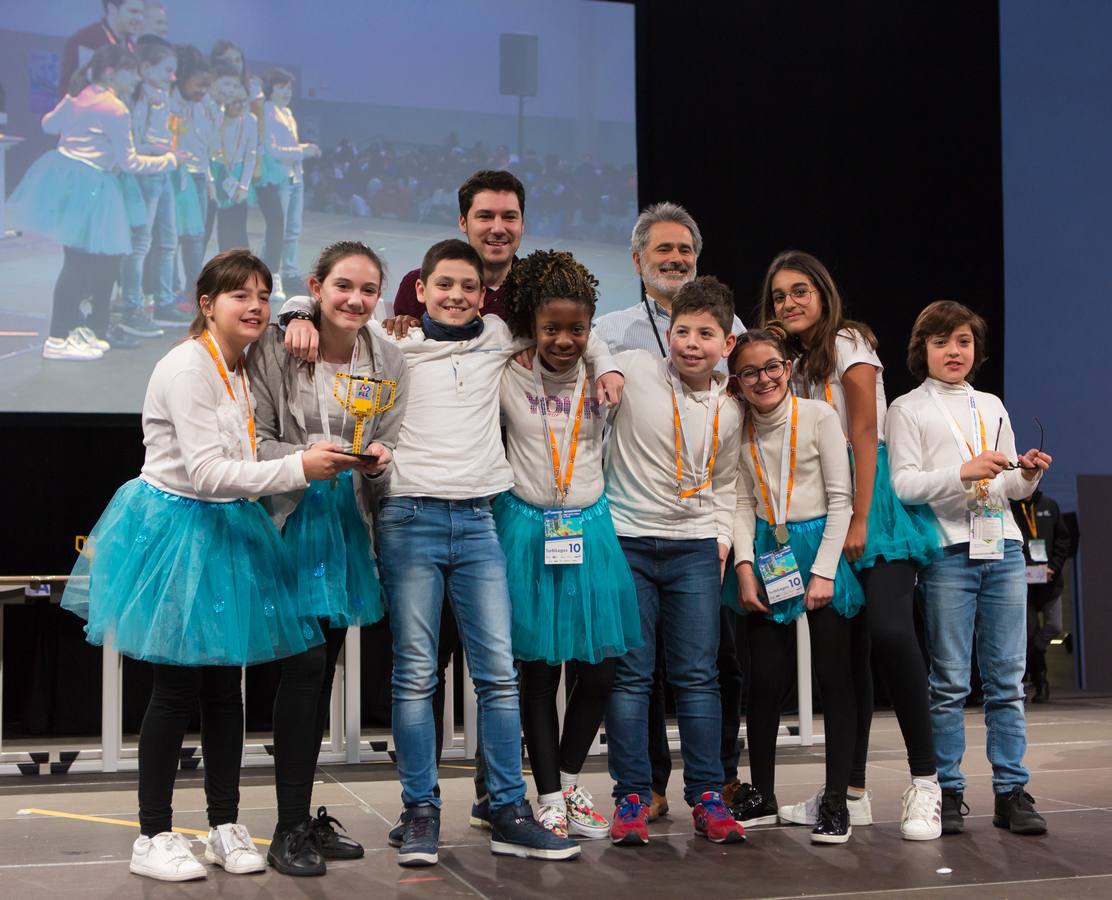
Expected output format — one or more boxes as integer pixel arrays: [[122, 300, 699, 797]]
[[757, 251, 944, 842], [9, 44, 176, 360], [247, 241, 408, 876], [207, 66, 257, 251], [729, 325, 862, 845], [60, 249, 359, 883], [496, 250, 641, 841]]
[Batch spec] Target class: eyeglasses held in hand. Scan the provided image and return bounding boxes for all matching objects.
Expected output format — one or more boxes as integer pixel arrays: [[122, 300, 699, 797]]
[[730, 359, 788, 386], [994, 415, 1044, 470]]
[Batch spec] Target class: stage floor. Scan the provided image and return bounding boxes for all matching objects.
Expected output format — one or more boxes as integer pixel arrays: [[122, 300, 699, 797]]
[[1, 698, 1109, 898], [0, 210, 639, 414]]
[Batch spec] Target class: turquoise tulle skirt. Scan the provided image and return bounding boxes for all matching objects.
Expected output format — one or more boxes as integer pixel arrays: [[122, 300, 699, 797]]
[[281, 471, 385, 628], [724, 516, 864, 625], [211, 160, 247, 210], [118, 172, 147, 228], [493, 492, 642, 665], [256, 154, 288, 188], [855, 443, 944, 571], [9, 151, 131, 255], [60, 478, 323, 666], [174, 170, 205, 236]]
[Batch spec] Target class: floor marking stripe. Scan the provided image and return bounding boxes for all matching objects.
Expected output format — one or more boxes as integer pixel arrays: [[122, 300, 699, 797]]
[[19, 808, 272, 846]]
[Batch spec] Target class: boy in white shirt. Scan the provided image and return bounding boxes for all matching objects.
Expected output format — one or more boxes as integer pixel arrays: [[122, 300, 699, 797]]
[[887, 300, 1052, 838], [280, 239, 621, 866], [603, 276, 745, 847]]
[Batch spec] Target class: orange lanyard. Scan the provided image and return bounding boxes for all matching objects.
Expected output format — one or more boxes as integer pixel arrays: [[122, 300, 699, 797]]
[[824, 380, 833, 405], [200, 331, 256, 458], [532, 363, 587, 505], [671, 384, 721, 499], [1020, 501, 1038, 538], [748, 395, 798, 528]]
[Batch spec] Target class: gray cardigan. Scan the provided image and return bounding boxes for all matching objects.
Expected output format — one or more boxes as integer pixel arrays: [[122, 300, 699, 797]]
[[247, 323, 409, 542]]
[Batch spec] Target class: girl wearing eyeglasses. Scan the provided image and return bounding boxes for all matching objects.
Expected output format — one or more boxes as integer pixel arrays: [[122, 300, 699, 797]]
[[751, 250, 945, 842], [728, 325, 863, 845], [887, 300, 1051, 839]]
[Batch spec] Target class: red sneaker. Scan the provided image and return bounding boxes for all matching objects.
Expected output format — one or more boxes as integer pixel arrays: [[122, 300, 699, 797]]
[[693, 791, 746, 843], [610, 794, 650, 846]]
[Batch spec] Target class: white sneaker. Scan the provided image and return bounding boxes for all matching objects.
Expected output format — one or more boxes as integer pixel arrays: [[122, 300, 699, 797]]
[[204, 823, 266, 874], [900, 778, 943, 841], [271, 273, 286, 302], [535, 799, 570, 839], [73, 326, 110, 352], [779, 787, 873, 826], [129, 832, 207, 882], [42, 335, 103, 360]]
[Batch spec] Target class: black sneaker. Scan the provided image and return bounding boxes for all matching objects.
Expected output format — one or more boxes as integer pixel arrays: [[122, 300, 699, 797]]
[[267, 820, 326, 877], [1033, 676, 1051, 704], [941, 789, 968, 834], [993, 787, 1048, 835], [387, 812, 404, 848], [490, 800, 581, 860], [119, 309, 165, 338], [105, 323, 143, 350], [311, 806, 364, 859], [152, 304, 193, 326], [469, 794, 492, 829], [727, 783, 779, 827], [397, 805, 439, 867], [811, 792, 851, 844]]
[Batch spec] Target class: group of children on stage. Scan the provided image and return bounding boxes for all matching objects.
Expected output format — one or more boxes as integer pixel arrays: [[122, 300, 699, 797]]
[[57, 178, 1053, 880], [10, 38, 315, 360]]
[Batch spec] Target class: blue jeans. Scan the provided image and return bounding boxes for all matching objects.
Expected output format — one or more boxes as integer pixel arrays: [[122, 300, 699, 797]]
[[122, 172, 176, 309], [920, 540, 1029, 794], [178, 172, 209, 296], [376, 496, 525, 811], [277, 178, 303, 280], [607, 536, 722, 806]]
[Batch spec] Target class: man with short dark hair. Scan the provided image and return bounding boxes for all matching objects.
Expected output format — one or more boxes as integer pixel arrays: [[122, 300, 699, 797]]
[[391, 170, 525, 321], [59, 0, 146, 97]]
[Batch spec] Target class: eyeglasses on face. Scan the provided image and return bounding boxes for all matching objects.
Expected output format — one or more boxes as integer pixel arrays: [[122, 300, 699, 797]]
[[730, 359, 788, 385], [770, 286, 815, 305]]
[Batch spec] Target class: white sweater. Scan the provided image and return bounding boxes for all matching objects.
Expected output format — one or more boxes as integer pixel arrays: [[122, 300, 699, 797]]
[[732, 394, 854, 579], [500, 359, 606, 509], [264, 101, 305, 183], [886, 378, 1038, 546], [140, 340, 307, 501], [605, 350, 741, 546]]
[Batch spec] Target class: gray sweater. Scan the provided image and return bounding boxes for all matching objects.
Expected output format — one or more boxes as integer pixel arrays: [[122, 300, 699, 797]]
[[246, 323, 409, 543]]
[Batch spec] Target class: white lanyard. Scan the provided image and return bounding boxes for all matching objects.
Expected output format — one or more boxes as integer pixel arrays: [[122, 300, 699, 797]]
[[531, 361, 588, 505], [669, 367, 722, 492], [925, 381, 982, 461], [751, 396, 796, 525], [313, 341, 359, 449]]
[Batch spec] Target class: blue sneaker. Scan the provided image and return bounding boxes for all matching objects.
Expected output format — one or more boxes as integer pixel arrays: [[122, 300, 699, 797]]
[[470, 795, 492, 829], [397, 805, 440, 867], [387, 812, 404, 848], [490, 800, 581, 861]]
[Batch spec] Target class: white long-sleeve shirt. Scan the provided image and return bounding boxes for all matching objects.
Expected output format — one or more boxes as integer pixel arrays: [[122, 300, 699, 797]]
[[732, 394, 854, 579], [168, 89, 217, 175], [886, 378, 1038, 546], [264, 101, 305, 183], [131, 83, 174, 156], [43, 85, 174, 174], [500, 359, 606, 509], [214, 111, 259, 193], [605, 350, 741, 546], [140, 340, 307, 501]]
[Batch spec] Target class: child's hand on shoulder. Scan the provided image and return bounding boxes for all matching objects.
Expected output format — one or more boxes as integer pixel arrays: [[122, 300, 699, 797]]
[[596, 371, 624, 406], [804, 574, 834, 611], [284, 318, 319, 362], [1019, 449, 1052, 480], [383, 315, 420, 340], [513, 346, 536, 370]]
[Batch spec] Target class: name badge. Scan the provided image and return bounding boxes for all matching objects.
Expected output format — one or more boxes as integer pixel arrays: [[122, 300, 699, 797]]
[[969, 508, 1005, 560], [544, 508, 584, 566], [1028, 538, 1048, 563], [1025, 564, 1049, 584], [756, 545, 805, 605]]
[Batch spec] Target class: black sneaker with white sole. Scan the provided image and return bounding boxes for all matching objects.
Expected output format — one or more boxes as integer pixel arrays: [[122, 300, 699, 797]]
[[105, 324, 143, 349], [119, 309, 165, 338], [811, 793, 851, 844], [941, 789, 968, 834], [728, 783, 779, 827], [397, 805, 440, 867], [490, 800, 581, 860], [152, 304, 193, 326]]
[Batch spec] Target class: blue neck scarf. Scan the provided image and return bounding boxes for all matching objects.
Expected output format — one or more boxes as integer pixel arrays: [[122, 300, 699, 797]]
[[421, 312, 484, 342]]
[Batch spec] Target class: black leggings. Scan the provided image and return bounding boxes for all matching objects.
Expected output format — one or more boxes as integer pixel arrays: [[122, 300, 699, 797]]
[[255, 183, 285, 273], [50, 248, 120, 338], [858, 559, 936, 778], [138, 664, 243, 837], [272, 625, 348, 830], [216, 202, 249, 253], [520, 658, 615, 796], [746, 607, 856, 801], [849, 608, 873, 787]]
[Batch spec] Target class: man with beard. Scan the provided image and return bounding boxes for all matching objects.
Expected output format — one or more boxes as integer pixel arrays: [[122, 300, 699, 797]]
[[594, 202, 744, 368], [594, 201, 746, 821], [59, 0, 147, 97]]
